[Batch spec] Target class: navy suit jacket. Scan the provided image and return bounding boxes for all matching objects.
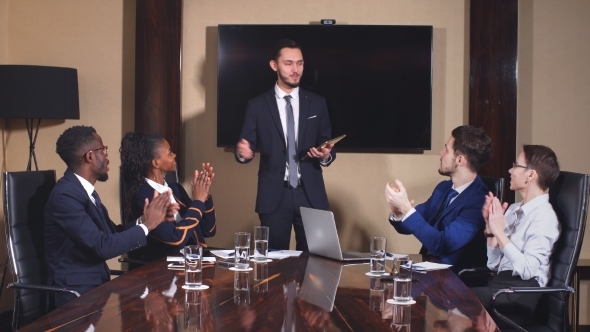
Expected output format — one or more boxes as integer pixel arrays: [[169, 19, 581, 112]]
[[45, 169, 146, 300], [237, 88, 335, 214], [129, 182, 216, 261], [390, 176, 488, 270]]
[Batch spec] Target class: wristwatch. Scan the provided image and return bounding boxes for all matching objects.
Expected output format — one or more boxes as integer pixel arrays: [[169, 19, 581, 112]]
[[483, 231, 494, 238]]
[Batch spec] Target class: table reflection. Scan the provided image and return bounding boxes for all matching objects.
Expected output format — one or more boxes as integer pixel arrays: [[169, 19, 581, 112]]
[[21, 253, 497, 332]]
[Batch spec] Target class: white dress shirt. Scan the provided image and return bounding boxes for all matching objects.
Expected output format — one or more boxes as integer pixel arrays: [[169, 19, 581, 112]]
[[274, 84, 301, 181], [487, 193, 560, 287], [145, 178, 180, 222], [74, 173, 148, 235]]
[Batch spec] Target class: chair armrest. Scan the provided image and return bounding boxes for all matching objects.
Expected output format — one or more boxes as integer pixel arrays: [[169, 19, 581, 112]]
[[7, 282, 80, 297], [110, 270, 126, 276], [118, 257, 147, 266], [492, 286, 574, 299], [457, 266, 493, 276], [491, 286, 575, 332]]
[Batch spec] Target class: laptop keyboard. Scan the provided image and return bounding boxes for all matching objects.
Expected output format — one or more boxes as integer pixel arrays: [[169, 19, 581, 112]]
[[342, 252, 362, 259]]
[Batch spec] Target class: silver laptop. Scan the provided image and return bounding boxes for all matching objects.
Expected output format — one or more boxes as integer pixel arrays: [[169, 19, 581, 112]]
[[300, 207, 370, 261], [299, 256, 343, 311]]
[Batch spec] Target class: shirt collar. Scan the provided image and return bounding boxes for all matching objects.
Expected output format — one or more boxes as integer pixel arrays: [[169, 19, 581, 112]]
[[453, 180, 473, 195], [145, 177, 170, 193], [74, 173, 95, 197], [275, 83, 299, 100], [520, 193, 550, 216]]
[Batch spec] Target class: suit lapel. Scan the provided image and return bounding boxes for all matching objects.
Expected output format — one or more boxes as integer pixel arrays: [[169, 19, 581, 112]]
[[264, 91, 286, 146], [64, 169, 115, 234], [297, 90, 310, 155], [438, 181, 476, 222]]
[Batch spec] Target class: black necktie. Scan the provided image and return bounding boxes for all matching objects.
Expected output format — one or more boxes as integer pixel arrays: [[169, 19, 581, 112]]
[[284, 95, 298, 188], [92, 191, 107, 223]]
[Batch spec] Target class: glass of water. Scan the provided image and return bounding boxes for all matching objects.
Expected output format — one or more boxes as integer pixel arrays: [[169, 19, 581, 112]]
[[253, 226, 269, 261], [392, 304, 411, 330], [393, 256, 413, 303], [370, 236, 387, 274], [234, 271, 250, 305], [234, 232, 251, 269], [184, 245, 202, 288]]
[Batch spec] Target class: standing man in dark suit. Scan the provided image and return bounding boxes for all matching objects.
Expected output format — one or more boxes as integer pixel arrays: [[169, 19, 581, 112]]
[[236, 39, 336, 251], [384, 126, 493, 270], [45, 125, 176, 307]]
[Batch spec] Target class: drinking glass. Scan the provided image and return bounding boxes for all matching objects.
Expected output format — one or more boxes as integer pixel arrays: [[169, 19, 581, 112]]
[[234, 232, 251, 269], [184, 245, 202, 288], [370, 236, 387, 274], [253, 226, 269, 261], [253, 262, 268, 293], [393, 256, 413, 303], [184, 290, 202, 330], [234, 271, 250, 305], [392, 304, 411, 330]]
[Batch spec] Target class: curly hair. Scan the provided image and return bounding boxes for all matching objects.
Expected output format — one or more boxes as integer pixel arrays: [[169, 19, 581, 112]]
[[451, 125, 493, 172], [56, 126, 97, 168], [120, 132, 164, 221]]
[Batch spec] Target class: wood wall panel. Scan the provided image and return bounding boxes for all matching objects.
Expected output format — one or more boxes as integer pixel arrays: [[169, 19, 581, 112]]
[[469, 0, 518, 203], [134, 0, 183, 177]]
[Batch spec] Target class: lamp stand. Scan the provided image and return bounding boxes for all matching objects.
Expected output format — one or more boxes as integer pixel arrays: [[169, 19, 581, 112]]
[[25, 118, 41, 171]]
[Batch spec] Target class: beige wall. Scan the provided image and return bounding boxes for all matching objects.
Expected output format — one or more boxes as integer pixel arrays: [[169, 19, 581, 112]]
[[0, 0, 135, 313], [518, 0, 590, 323], [182, 0, 469, 254]]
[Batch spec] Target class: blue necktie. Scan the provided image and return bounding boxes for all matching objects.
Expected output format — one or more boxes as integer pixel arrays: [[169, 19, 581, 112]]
[[285, 95, 298, 188], [446, 189, 459, 207]]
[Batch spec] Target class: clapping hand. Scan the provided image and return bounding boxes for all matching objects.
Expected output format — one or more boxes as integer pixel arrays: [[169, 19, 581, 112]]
[[384, 180, 415, 218]]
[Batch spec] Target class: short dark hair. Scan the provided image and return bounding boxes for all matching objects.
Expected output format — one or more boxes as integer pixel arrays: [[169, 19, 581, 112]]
[[451, 125, 493, 172], [56, 125, 97, 168], [271, 39, 301, 62], [522, 144, 560, 190]]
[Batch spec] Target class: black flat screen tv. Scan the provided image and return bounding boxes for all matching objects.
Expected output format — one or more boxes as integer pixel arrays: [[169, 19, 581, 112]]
[[217, 24, 433, 151]]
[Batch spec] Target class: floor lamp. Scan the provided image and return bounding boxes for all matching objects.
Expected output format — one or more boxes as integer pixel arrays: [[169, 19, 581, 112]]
[[0, 65, 80, 171]]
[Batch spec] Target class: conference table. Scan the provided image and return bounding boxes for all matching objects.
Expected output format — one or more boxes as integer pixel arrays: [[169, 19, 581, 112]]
[[21, 253, 498, 331]]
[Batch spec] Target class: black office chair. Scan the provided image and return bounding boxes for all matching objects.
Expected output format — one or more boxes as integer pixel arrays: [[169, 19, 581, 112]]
[[3, 171, 80, 331], [492, 171, 589, 331], [458, 176, 505, 286], [480, 175, 505, 202]]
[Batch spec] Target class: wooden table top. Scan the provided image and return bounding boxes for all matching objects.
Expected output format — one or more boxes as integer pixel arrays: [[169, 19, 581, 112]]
[[22, 253, 498, 331]]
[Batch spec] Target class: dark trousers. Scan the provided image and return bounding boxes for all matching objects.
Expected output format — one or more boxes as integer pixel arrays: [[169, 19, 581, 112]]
[[470, 270, 541, 328], [258, 184, 311, 252]]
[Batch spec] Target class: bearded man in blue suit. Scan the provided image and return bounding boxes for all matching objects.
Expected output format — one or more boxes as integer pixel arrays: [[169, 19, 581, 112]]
[[385, 125, 493, 270]]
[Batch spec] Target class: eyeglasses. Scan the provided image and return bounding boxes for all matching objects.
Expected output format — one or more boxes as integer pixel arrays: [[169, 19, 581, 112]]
[[79, 146, 108, 160], [512, 161, 531, 170]]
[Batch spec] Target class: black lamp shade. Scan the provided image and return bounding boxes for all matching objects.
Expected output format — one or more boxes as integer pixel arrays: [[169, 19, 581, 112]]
[[0, 65, 80, 119]]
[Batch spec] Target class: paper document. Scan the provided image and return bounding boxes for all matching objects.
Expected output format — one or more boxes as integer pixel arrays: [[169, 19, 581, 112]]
[[385, 253, 410, 261], [209, 250, 234, 259], [412, 262, 452, 271]]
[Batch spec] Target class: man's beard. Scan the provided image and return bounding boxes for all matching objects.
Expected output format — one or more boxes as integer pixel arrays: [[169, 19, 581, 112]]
[[96, 159, 109, 182], [279, 72, 300, 88], [438, 160, 457, 177]]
